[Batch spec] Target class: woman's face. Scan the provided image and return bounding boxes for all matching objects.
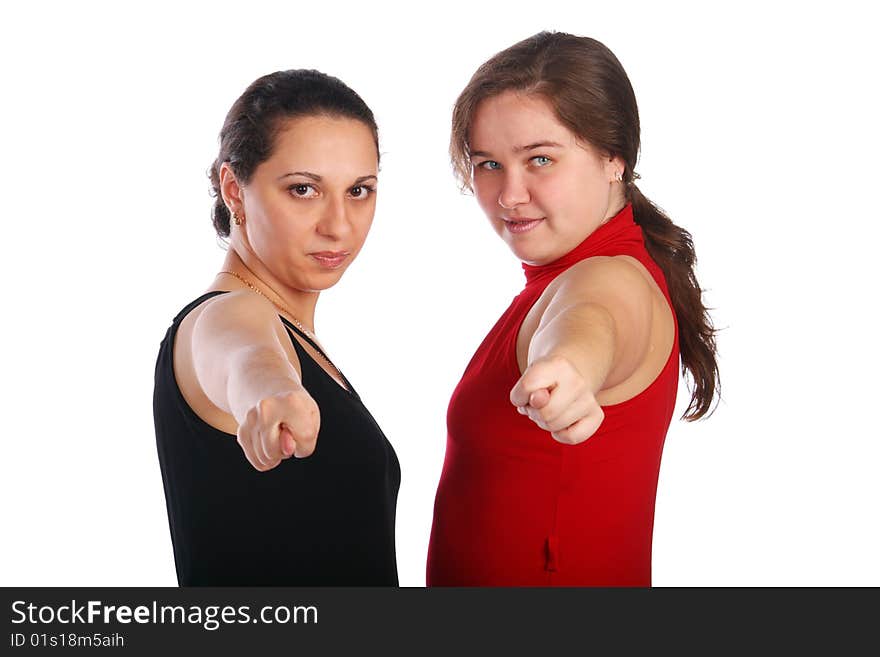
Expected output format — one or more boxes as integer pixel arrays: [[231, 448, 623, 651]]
[[469, 91, 625, 265], [232, 115, 379, 292]]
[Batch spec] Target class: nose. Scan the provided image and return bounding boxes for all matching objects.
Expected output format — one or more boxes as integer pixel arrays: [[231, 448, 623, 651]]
[[315, 195, 351, 239], [497, 171, 530, 210]]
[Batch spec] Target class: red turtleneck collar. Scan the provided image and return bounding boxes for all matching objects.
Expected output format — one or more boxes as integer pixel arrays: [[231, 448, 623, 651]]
[[521, 203, 642, 287]]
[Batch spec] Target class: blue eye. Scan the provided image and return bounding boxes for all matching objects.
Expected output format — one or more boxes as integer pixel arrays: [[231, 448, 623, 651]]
[[476, 160, 501, 171], [531, 156, 552, 167]]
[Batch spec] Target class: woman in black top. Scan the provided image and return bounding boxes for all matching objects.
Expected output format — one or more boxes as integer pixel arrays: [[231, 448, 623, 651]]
[[153, 70, 399, 586]]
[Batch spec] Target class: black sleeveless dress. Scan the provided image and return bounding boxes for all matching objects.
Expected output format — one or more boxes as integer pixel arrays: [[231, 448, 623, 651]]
[[153, 291, 400, 586]]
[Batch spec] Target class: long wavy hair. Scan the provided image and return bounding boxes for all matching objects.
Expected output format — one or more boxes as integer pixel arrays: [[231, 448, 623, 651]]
[[451, 32, 719, 420]]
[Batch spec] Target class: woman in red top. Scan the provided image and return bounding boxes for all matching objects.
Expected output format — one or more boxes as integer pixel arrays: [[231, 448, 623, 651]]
[[427, 32, 720, 586]]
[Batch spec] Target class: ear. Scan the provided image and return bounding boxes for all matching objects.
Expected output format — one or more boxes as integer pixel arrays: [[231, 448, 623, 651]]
[[219, 162, 244, 214], [604, 154, 626, 182]]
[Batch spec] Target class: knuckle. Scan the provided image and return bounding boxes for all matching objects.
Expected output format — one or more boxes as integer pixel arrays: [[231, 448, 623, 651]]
[[263, 441, 279, 461], [256, 397, 275, 419], [291, 391, 318, 418], [247, 454, 266, 471], [279, 389, 299, 402], [547, 418, 566, 432], [262, 427, 280, 450], [551, 430, 571, 444], [239, 431, 256, 450], [286, 389, 306, 406], [244, 406, 260, 425], [280, 390, 305, 410]]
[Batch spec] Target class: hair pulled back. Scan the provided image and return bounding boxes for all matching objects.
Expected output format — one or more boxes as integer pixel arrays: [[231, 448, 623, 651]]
[[451, 32, 719, 420], [209, 69, 379, 237]]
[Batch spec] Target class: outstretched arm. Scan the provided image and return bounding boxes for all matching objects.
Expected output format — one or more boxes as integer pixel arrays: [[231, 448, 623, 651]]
[[190, 291, 320, 469], [510, 256, 654, 444]]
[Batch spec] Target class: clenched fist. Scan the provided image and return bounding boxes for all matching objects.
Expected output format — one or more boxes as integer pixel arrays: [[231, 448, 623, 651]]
[[236, 388, 320, 471], [510, 355, 605, 445]]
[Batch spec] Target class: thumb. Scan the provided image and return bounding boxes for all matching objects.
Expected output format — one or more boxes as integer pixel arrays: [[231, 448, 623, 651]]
[[279, 424, 296, 458]]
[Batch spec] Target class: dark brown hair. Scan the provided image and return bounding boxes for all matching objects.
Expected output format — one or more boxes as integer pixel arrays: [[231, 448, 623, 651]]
[[209, 69, 379, 237], [451, 32, 719, 420]]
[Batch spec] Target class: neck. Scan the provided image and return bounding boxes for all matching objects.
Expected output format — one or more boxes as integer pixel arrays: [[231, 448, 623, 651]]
[[603, 190, 627, 223], [217, 248, 320, 332]]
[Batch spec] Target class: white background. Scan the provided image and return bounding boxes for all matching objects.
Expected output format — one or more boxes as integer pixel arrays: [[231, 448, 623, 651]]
[[2, 1, 877, 587]]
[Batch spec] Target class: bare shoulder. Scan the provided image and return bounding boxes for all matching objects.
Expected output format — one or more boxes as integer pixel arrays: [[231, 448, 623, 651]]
[[172, 288, 300, 435], [192, 288, 283, 331], [184, 288, 299, 368], [544, 255, 655, 309], [533, 256, 675, 403], [518, 256, 661, 372]]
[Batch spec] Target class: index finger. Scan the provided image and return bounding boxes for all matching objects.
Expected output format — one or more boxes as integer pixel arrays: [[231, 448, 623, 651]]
[[510, 362, 557, 407], [528, 388, 551, 409]]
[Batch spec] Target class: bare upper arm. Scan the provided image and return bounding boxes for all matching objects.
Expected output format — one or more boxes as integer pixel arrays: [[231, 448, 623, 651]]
[[178, 291, 301, 418], [534, 256, 656, 385]]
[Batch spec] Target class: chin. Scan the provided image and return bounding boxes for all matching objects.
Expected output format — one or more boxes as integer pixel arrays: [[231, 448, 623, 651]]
[[313, 274, 347, 291], [504, 239, 555, 266], [291, 271, 344, 293]]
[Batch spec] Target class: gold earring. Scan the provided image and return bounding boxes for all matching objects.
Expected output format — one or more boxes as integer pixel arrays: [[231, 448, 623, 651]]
[[614, 172, 623, 183], [232, 211, 243, 226]]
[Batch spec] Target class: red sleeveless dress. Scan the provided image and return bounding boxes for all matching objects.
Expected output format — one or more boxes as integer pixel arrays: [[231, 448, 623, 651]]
[[427, 204, 679, 586]]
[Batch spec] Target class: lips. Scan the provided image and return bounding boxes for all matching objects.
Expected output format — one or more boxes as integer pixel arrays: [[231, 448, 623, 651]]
[[502, 216, 544, 234], [310, 251, 350, 269]]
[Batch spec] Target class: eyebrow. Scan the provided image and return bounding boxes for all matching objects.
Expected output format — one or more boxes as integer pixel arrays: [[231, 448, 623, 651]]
[[278, 172, 378, 184], [470, 141, 564, 159]]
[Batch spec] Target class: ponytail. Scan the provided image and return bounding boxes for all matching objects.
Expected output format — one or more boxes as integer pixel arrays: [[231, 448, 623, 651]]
[[628, 185, 720, 420]]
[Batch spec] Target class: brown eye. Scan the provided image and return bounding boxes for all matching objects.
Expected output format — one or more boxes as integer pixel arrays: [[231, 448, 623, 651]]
[[289, 184, 318, 198], [349, 185, 375, 199]]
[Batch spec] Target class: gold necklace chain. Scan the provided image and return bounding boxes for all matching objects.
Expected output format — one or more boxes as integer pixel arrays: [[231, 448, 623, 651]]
[[217, 270, 348, 388], [219, 270, 316, 338]]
